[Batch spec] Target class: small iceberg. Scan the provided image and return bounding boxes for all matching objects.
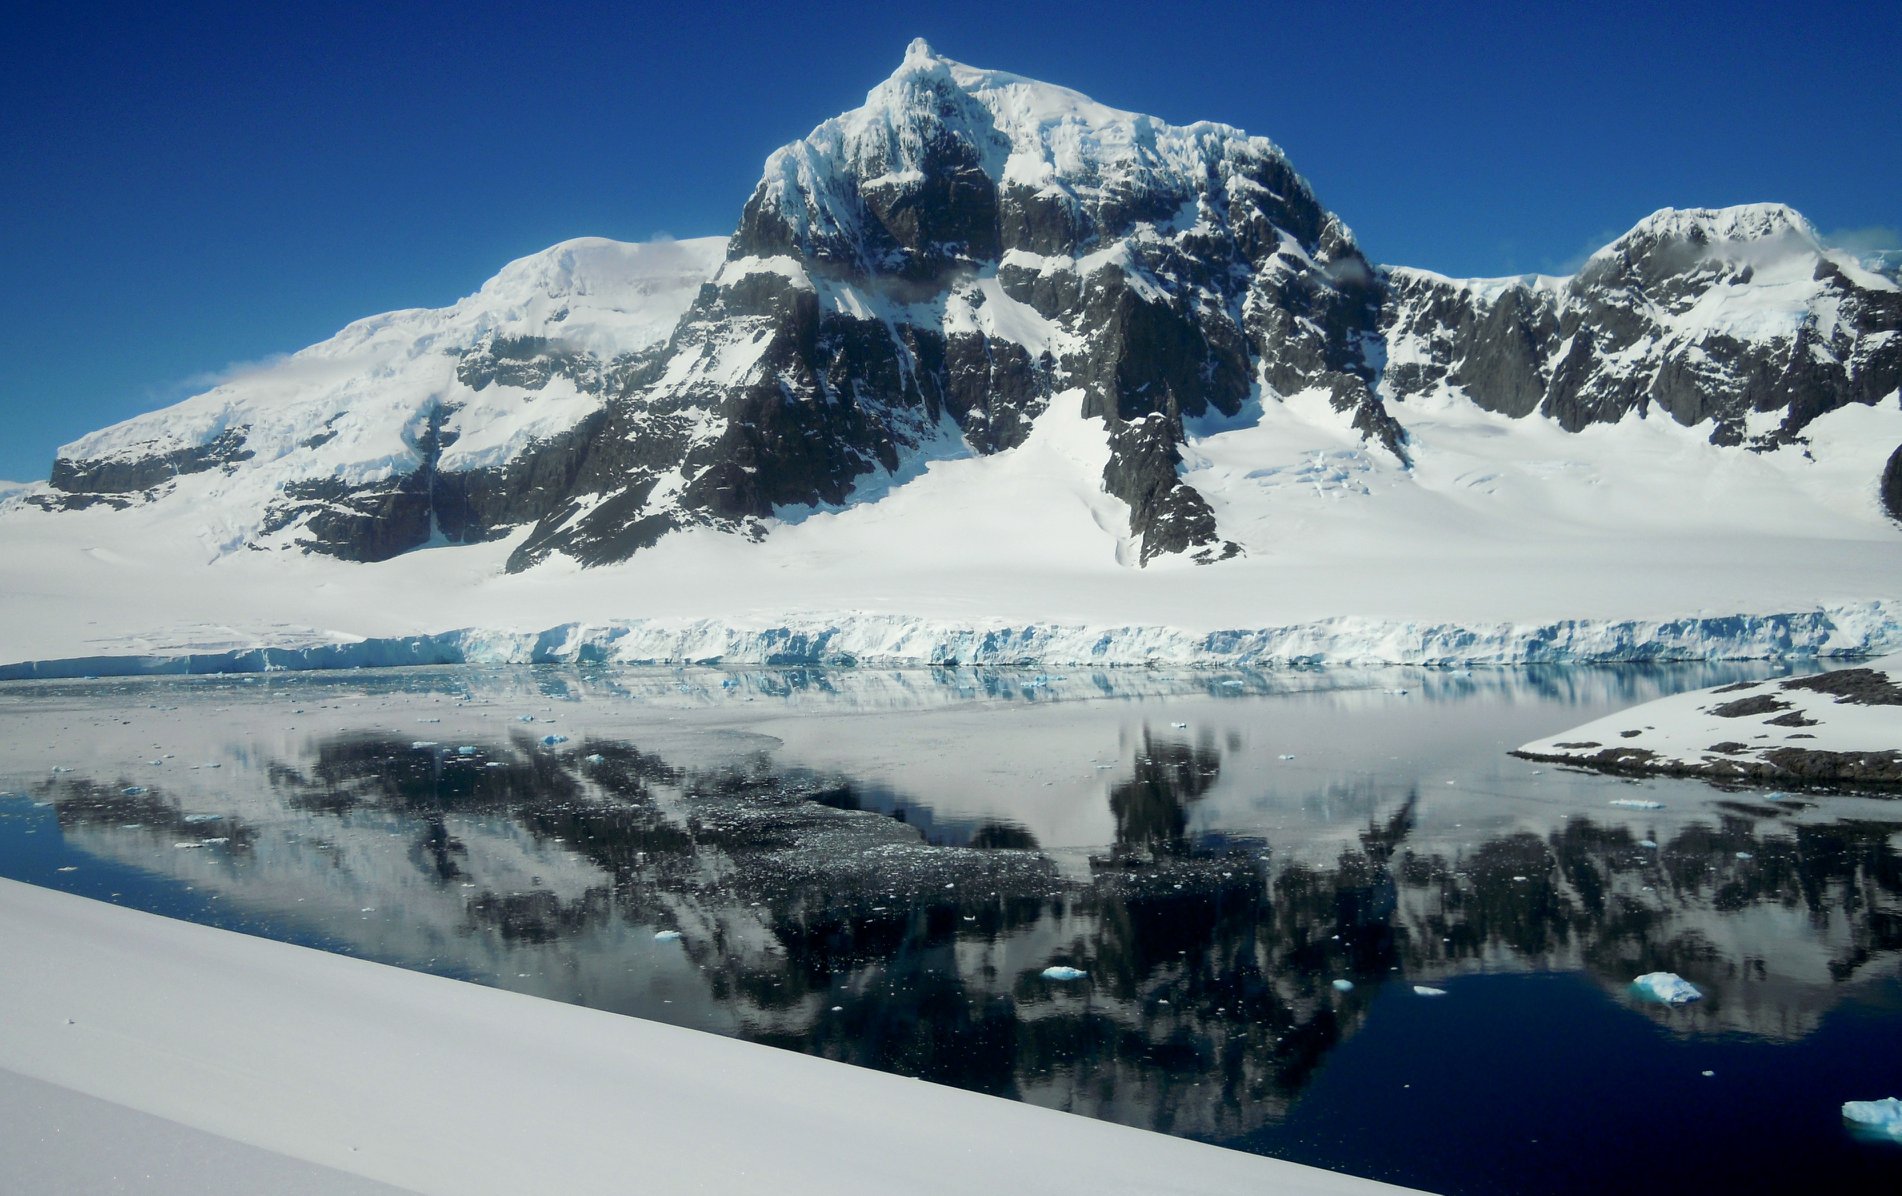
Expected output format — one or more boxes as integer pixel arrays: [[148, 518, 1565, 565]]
[[456, 746, 476, 756], [410, 740, 437, 749], [1413, 985, 1448, 997], [653, 930, 683, 942], [1842, 1097, 1902, 1142], [1042, 966, 1087, 982], [1331, 979, 1355, 992], [1278, 753, 1297, 761], [121, 786, 148, 796], [540, 734, 569, 746], [1632, 972, 1702, 1005], [583, 753, 606, 765], [517, 714, 536, 723], [1610, 799, 1664, 810], [1170, 721, 1188, 729]]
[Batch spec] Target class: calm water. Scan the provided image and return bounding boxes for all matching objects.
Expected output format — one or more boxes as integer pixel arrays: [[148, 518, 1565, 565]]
[[1, 663, 1898, 1193]]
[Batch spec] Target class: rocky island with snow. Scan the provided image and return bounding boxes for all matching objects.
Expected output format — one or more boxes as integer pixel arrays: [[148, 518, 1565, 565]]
[[1516, 660, 1902, 786]]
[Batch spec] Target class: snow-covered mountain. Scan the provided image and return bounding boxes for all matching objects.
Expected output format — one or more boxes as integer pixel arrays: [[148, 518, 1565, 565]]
[[4, 40, 1901, 671], [27, 40, 1902, 569], [34, 236, 723, 559]]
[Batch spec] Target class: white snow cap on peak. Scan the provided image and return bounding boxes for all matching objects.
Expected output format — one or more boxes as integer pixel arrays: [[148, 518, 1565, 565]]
[[903, 36, 939, 65], [1619, 203, 1820, 248]]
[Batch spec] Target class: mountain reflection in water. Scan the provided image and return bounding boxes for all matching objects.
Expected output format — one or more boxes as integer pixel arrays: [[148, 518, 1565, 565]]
[[16, 687, 1901, 1151]]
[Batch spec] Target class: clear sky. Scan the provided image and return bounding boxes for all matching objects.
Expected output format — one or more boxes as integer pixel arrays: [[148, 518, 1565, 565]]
[[3, 0, 1896, 483]]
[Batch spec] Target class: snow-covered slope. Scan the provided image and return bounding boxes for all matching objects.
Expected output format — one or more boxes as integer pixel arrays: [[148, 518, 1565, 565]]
[[38, 236, 723, 559], [3, 41, 1900, 672]]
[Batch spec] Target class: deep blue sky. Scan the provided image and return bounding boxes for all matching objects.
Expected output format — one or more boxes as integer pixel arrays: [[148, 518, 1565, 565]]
[[3, 0, 1896, 482]]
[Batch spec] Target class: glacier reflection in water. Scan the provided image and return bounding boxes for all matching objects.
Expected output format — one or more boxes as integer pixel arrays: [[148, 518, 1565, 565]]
[[1, 661, 1898, 1194]]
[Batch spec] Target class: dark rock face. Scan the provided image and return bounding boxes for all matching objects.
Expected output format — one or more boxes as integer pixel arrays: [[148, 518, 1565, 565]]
[[49, 428, 254, 496], [1882, 444, 1902, 523]]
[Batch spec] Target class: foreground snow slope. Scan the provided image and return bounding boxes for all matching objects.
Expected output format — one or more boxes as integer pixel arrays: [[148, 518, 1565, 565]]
[[0, 879, 1418, 1196]]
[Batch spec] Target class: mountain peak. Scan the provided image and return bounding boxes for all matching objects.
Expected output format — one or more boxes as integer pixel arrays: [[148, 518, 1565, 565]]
[[1613, 203, 1818, 251], [902, 36, 940, 67]]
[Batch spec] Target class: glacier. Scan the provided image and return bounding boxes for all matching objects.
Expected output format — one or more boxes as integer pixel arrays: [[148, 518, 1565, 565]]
[[2, 599, 1895, 680]]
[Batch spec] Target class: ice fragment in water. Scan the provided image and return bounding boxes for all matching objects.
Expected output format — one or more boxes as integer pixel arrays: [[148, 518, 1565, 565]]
[[182, 813, 222, 823], [1640, 840, 1659, 849], [456, 746, 476, 756], [1632, 972, 1702, 1005], [1413, 986, 1448, 997], [584, 754, 606, 765], [410, 740, 436, 749], [121, 786, 147, 796], [1331, 979, 1355, 992], [1842, 1098, 1902, 1142], [1278, 753, 1296, 761], [653, 930, 683, 942], [517, 715, 536, 723], [1170, 721, 1188, 729], [540, 734, 569, 746], [1735, 851, 1754, 860], [1610, 799, 1664, 810], [1042, 966, 1087, 981]]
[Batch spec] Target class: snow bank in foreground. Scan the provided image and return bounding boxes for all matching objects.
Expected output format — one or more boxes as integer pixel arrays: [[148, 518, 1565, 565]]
[[0, 880, 1414, 1196], [2, 601, 1897, 679]]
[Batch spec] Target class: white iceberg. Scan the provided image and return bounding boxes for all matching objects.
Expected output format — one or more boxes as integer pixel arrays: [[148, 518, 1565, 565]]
[[1632, 972, 1702, 1005], [1412, 986, 1447, 997], [1842, 1097, 1902, 1141], [1041, 966, 1087, 982], [653, 930, 683, 942], [540, 734, 569, 746], [1331, 979, 1355, 992], [1610, 799, 1664, 810]]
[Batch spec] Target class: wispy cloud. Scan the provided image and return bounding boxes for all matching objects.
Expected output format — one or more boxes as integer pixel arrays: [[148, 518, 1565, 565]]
[[1821, 225, 1901, 256]]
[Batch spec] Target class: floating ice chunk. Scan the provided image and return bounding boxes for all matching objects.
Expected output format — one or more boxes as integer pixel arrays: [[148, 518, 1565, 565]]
[[583, 754, 606, 765], [410, 740, 437, 749], [1278, 753, 1296, 761], [540, 734, 569, 746], [653, 930, 683, 942], [182, 813, 222, 823], [1610, 799, 1664, 810], [1842, 1097, 1902, 1141], [1640, 840, 1659, 849], [1042, 966, 1087, 981], [456, 746, 476, 756], [1331, 979, 1355, 992], [1413, 986, 1447, 997], [122, 786, 148, 796], [517, 715, 536, 723], [1735, 851, 1755, 860], [1632, 972, 1703, 1005], [56, 866, 77, 873], [51, 767, 73, 773]]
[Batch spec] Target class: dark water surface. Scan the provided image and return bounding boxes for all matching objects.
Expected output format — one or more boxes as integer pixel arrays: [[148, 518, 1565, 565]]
[[1, 663, 1898, 1193]]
